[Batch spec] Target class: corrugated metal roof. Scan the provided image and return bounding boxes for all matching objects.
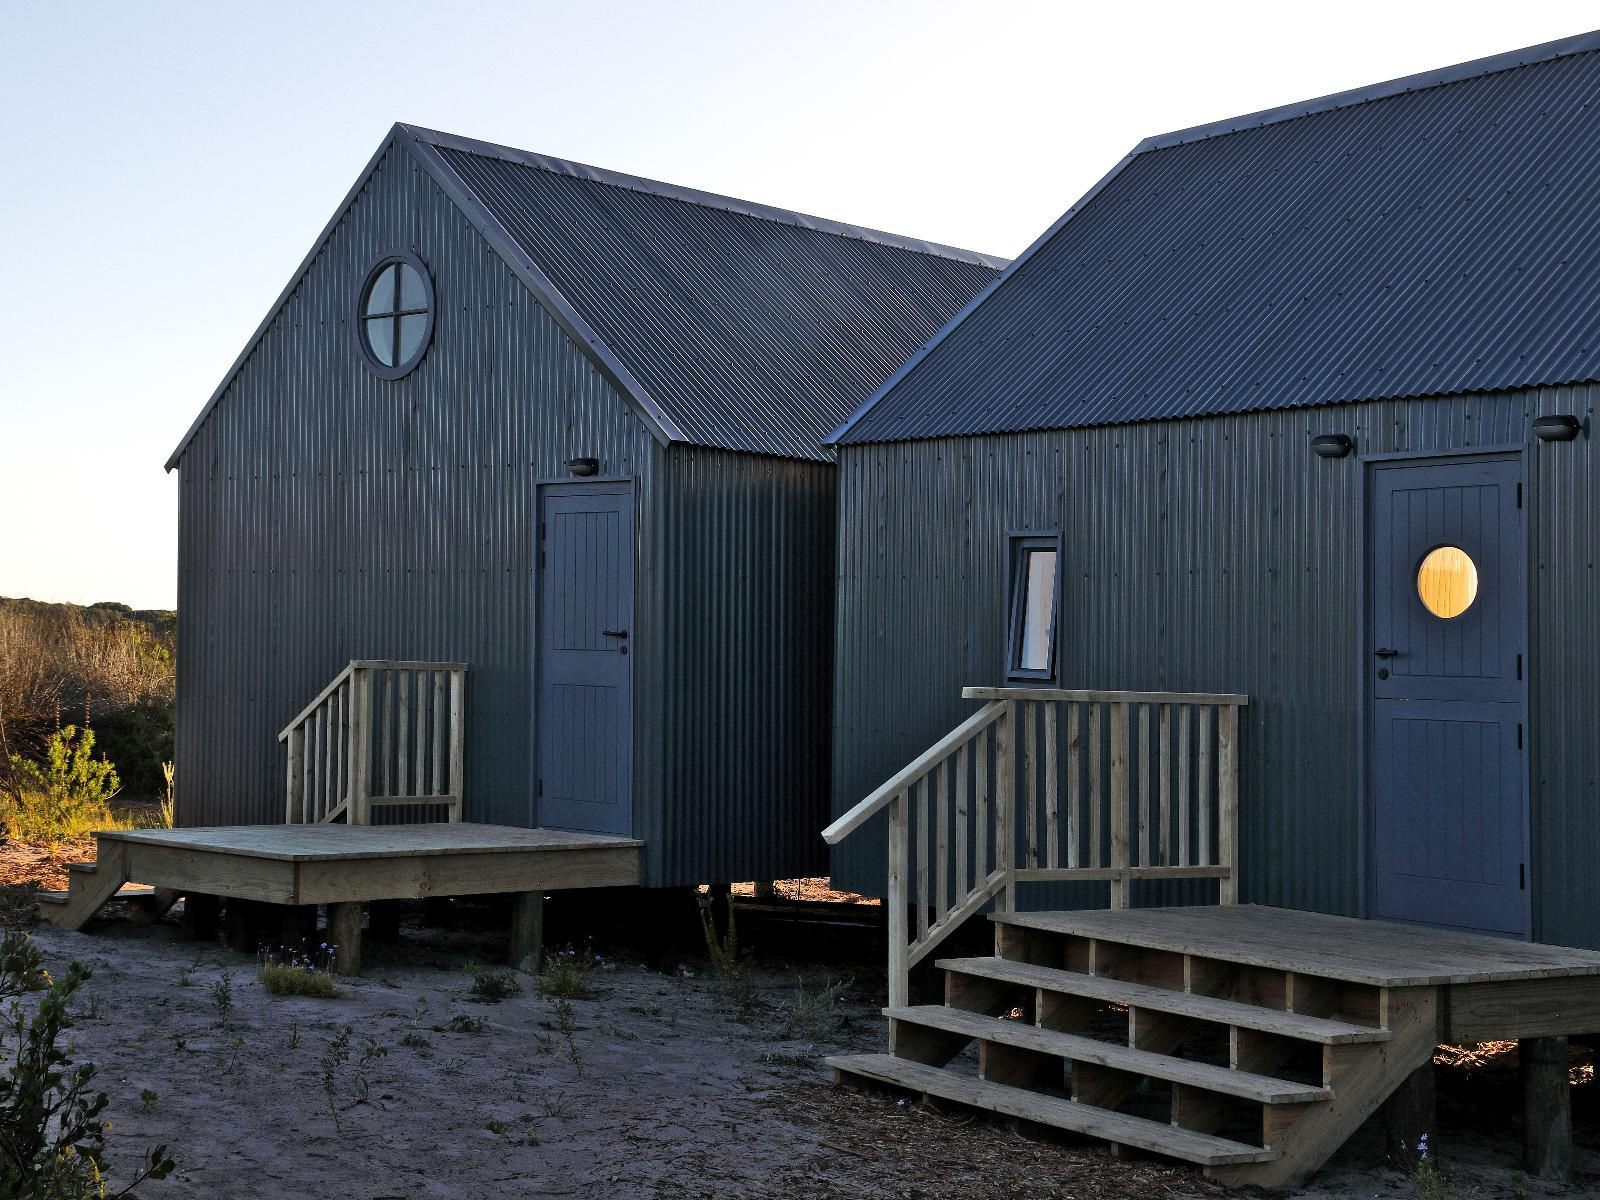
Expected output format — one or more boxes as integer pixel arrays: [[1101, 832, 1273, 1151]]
[[418, 128, 1002, 460], [168, 125, 1002, 468], [834, 30, 1600, 445]]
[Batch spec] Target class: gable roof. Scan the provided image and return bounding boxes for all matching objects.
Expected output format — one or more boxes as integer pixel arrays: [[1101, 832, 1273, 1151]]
[[167, 125, 1003, 469], [832, 30, 1600, 447]]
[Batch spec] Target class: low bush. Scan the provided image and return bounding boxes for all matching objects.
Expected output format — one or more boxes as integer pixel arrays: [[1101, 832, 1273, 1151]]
[[0, 930, 174, 1198], [1, 725, 138, 842], [467, 966, 521, 1003], [535, 947, 598, 1000], [258, 945, 340, 999]]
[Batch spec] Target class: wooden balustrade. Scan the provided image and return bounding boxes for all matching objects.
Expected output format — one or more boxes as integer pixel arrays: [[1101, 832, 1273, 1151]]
[[280, 661, 466, 825], [823, 686, 1246, 1008]]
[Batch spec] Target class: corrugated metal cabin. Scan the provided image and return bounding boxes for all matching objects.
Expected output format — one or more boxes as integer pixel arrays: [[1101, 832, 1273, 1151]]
[[161, 123, 1003, 890], [821, 34, 1600, 1185]]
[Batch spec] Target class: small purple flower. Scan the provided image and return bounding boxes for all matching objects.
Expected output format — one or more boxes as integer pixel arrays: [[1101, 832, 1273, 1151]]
[[1417, 1133, 1430, 1160]]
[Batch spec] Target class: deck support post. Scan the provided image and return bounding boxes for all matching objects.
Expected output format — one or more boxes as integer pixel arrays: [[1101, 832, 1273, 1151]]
[[509, 891, 545, 970], [326, 902, 363, 975], [1521, 1036, 1573, 1181], [180, 893, 220, 943], [368, 900, 402, 943], [1381, 1061, 1436, 1163]]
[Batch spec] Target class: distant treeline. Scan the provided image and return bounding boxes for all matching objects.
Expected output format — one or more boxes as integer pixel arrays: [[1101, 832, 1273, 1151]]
[[0, 597, 176, 802]]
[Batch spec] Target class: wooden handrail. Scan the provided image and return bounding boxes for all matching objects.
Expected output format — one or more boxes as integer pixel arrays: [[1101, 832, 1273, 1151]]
[[822, 701, 1007, 844], [282, 661, 467, 825], [278, 661, 357, 741], [825, 686, 1246, 1009], [962, 686, 1249, 707]]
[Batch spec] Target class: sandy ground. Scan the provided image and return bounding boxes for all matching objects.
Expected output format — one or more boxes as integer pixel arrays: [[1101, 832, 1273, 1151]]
[[4, 895, 1597, 1199]]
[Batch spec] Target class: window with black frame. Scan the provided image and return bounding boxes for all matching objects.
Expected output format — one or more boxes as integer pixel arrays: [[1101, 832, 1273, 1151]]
[[1006, 533, 1061, 683]]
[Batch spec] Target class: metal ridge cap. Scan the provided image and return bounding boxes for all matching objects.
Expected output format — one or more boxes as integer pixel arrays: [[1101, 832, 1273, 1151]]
[[1137, 28, 1600, 153], [398, 122, 1009, 271]]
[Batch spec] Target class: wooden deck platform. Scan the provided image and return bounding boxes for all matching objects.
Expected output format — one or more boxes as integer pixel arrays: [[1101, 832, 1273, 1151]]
[[39, 823, 642, 973], [832, 904, 1600, 1187], [93, 823, 642, 906]]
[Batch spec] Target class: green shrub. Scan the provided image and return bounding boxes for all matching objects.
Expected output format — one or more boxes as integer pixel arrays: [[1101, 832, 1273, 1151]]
[[467, 967, 521, 1003], [0, 930, 174, 1198], [258, 946, 340, 999], [90, 701, 174, 803], [3, 726, 126, 843], [535, 947, 597, 1000]]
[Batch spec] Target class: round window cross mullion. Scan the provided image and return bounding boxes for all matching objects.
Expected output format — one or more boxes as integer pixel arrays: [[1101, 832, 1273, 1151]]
[[356, 253, 434, 379]]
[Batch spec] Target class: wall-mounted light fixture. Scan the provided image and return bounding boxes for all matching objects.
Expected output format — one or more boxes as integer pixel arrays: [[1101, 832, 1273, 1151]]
[[1533, 414, 1583, 442], [565, 457, 600, 477], [1310, 433, 1354, 459]]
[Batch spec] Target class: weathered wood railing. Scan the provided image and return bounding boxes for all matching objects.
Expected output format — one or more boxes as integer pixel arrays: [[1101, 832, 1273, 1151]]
[[823, 687, 1246, 1007], [279, 661, 466, 825]]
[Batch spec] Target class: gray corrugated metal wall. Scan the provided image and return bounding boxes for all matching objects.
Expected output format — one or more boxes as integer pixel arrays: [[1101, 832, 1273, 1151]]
[[176, 142, 836, 885], [176, 142, 661, 833], [642, 446, 835, 886], [831, 385, 1600, 948]]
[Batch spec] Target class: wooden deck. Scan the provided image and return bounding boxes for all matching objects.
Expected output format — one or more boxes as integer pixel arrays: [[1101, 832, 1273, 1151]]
[[40, 823, 642, 973], [95, 823, 642, 906], [833, 903, 1600, 1187]]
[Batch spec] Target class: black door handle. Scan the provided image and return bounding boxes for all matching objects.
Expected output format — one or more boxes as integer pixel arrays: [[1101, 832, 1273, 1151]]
[[602, 629, 629, 639], [1374, 647, 1400, 658]]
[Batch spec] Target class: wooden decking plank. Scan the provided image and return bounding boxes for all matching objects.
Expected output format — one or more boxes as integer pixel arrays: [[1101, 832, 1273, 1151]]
[[993, 905, 1600, 986], [95, 823, 642, 863], [886, 1005, 1330, 1103], [937, 956, 1388, 1045], [828, 1053, 1276, 1166]]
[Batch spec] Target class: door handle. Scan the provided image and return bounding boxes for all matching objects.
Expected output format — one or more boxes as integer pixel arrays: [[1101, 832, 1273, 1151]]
[[602, 629, 629, 639], [1373, 647, 1400, 658]]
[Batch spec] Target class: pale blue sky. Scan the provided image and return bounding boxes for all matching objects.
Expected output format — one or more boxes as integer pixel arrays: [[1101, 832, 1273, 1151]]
[[3, 1, 1594, 609]]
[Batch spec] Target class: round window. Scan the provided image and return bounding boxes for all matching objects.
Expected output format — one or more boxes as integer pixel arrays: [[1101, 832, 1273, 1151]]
[[1416, 545, 1478, 619], [357, 254, 433, 378]]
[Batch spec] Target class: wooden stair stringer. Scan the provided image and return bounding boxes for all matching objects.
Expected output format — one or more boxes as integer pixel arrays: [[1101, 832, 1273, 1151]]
[[1206, 984, 1441, 1189], [37, 841, 131, 931]]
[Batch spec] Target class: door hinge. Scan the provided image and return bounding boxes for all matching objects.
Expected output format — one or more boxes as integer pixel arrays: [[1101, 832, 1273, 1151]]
[[1517, 653, 1523, 681], [1520, 863, 1526, 890], [537, 779, 543, 798], [1517, 723, 1524, 750], [1516, 482, 1523, 509]]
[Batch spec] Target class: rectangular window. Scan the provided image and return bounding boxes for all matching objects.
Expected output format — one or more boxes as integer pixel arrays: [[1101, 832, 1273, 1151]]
[[1007, 533, 1061, 682]]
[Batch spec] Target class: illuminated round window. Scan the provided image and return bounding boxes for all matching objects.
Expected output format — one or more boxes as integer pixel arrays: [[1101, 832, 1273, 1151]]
[[1416, 546, 1478, 619], [356, 253, 433, 379]]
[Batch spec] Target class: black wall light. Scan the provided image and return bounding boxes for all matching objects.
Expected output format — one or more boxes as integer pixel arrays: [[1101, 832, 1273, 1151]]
[[565, 457, 600, 477], [1310, 433, 1354, 459], [1533, 414, 1583, 442]]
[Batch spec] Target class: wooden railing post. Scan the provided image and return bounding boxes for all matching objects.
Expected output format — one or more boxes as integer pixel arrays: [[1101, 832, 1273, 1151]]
[[349, 666, 373, 826], [1109, 702, 1130, 909], [1218, 702, 1240, 904], [285, 727, 305, 823], [887, 790, 909, 1009], [448, 668, 465, 821], [995, 701, 1015, 912]]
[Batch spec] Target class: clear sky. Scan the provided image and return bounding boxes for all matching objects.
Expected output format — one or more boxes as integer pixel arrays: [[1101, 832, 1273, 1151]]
[[3, 1, 1595, 610]]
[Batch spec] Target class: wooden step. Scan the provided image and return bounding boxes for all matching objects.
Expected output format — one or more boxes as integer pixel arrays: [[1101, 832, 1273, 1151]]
[[66, 861, 98, 875], [36, 891, 68, 906], [887, 1005, 1329, 1104], [829, 1053, 1276, 1167], [938, 957, 1389, 1045]]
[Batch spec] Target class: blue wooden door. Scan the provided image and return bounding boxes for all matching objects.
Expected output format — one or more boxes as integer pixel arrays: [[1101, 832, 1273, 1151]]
[[1368, 456, 1527, 937], [536, 484, 632, 835]]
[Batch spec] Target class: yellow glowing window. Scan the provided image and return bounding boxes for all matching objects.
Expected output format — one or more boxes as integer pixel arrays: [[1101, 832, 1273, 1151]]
[[1416, 546, 1478, 619]]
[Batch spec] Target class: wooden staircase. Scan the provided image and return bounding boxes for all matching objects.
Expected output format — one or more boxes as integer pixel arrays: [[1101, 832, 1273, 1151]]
[[830, 911, 1440, 1188], [36, 841, 175, 931]]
